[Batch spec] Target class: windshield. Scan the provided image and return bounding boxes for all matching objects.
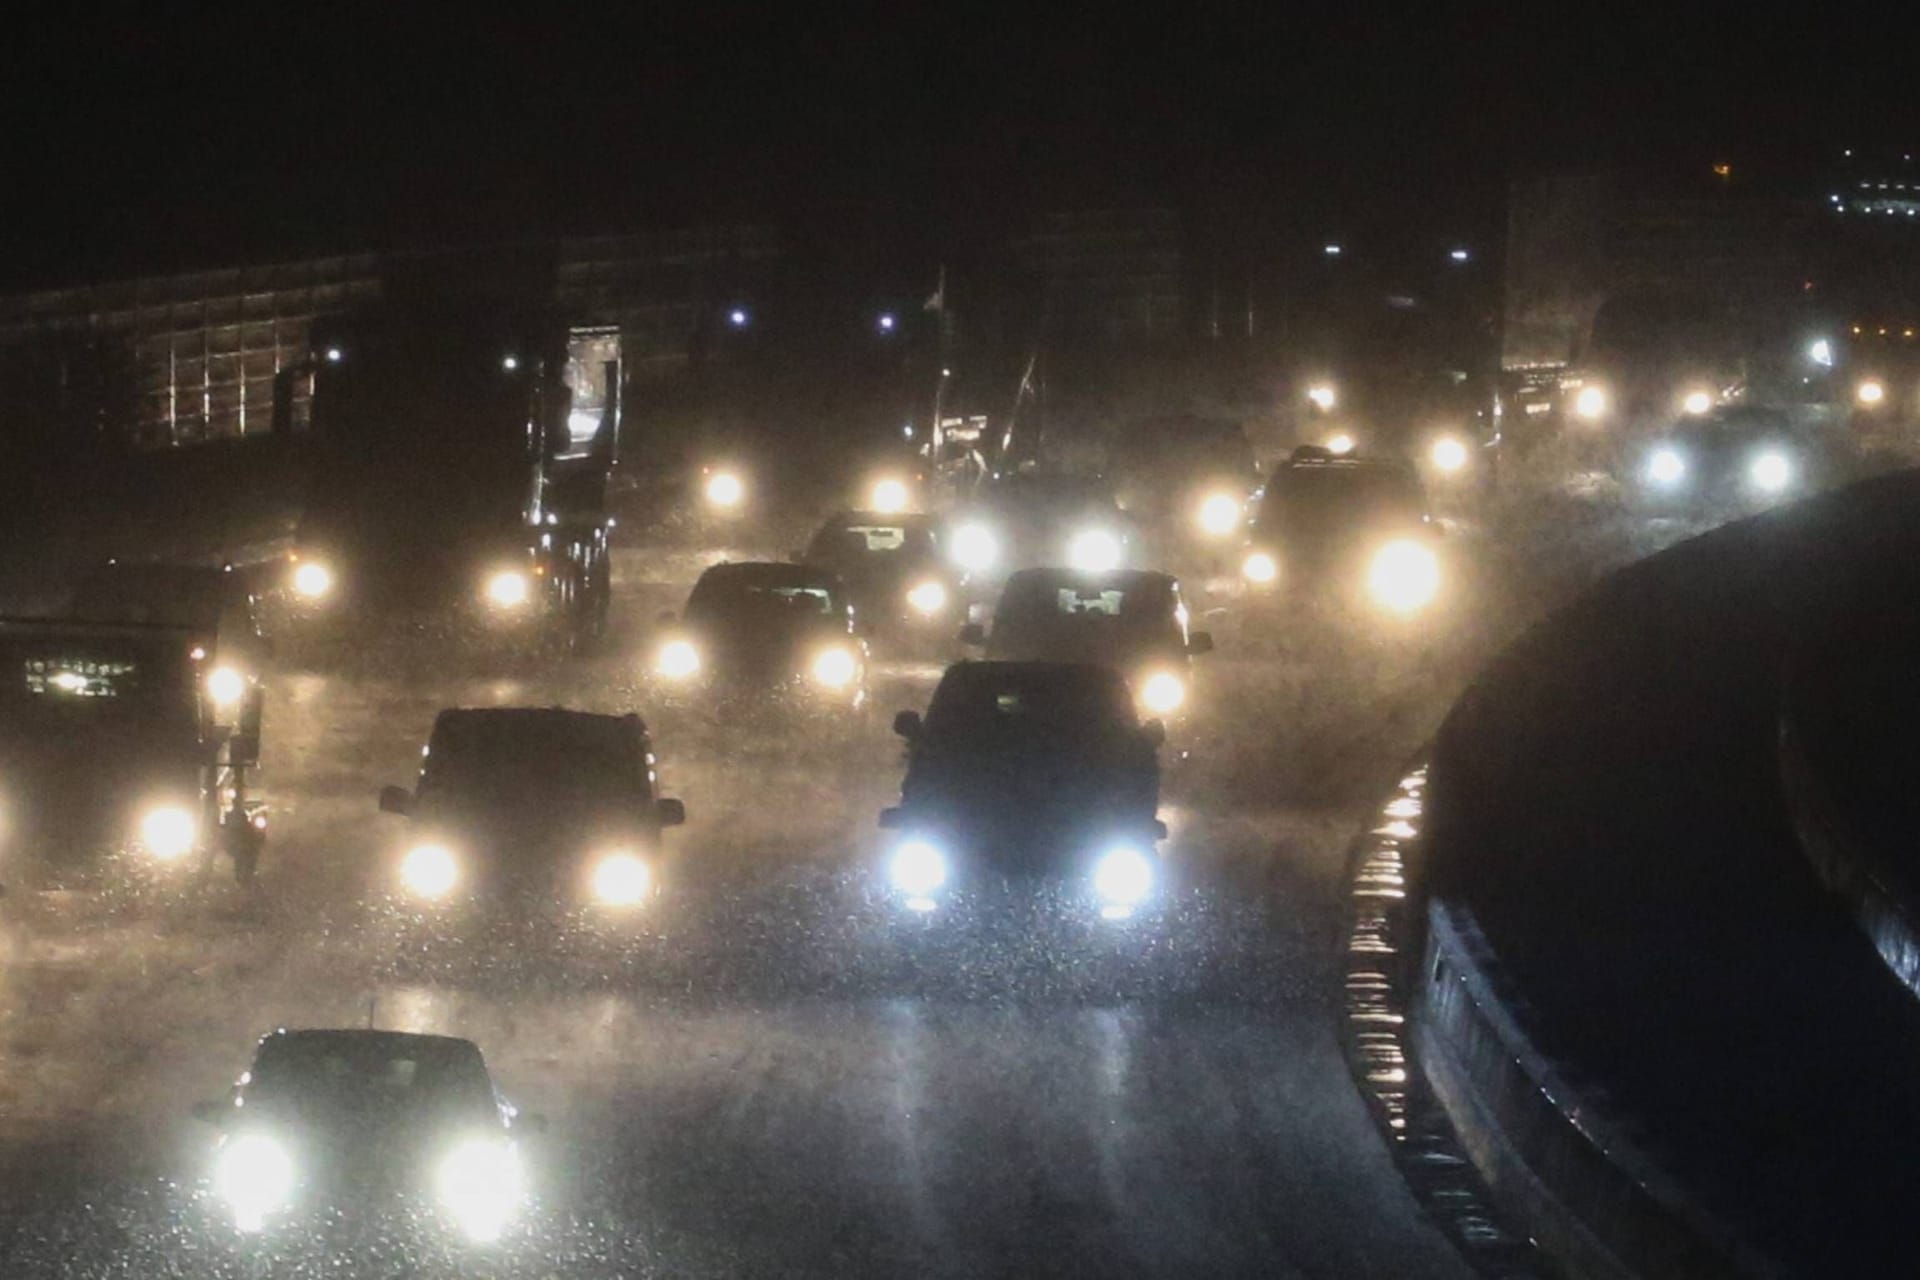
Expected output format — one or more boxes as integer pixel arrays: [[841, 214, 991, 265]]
[[685, 574, 841, 623], [1256, 465, 1426, 537], [923, 664, 1138, 742], [420, 715, 647, 808], [247, 1034, 496, 1127], [991, 577, 1177, 647]]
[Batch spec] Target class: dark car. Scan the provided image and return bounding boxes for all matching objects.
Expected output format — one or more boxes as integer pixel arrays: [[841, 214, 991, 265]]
[[376, 708, 684, 910], [878, 661, 1166, 919], [944, 472, 1136, 594], [797, 511, 956, 652], [1633, 405, 1817, 512], [651, 562, 870, 721], [193, 1028, 538, 1242], [1239, 447, 1445, 617], [968, 568, 1212, 724]]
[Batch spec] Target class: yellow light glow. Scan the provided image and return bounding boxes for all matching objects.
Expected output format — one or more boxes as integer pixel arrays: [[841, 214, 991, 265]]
[[906, 580, 947, 615], [812, 646, 858, 689], [657, 640, 701, 680], [140, 805, 197, 860], [705, 470, 744, 508], [591, 852, 652, 906], [1858, 379, 1887, 406], [870, 478, 910, 514], [485, 571, 530, 609], [1681, 389, 1713, 416], [1429, 436, 1468, 472], [1242, 551, 1278, 584], [1307, 384, 1337, 411], [1197, 492, 1242, 537], [1367, 540, 1442, 614], [400, 844, 459, 899], [206, 665, 246, 709], [1573, 386, 1608, 421], [292, 561, 333, 599], [1139, 671, 1187, 716], [1325, 433, 1356, 455]]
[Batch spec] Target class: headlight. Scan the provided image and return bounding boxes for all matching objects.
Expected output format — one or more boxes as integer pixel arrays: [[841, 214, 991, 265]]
[[811, 646, 858, 689], [214, 1133, 295, 1233], [1093, 845, 1154, 914], [950, 522, 998, 573], [1681, 389, 1713, 416], [206, 665, 247, 710], [656, 640, 701, 680], [292, 561, 333, 600], [1646, 446, 1687, 487], [1139, 671, 1186, 717], [1324, 432, 1356, 455], [485, 570, 531, 609], [906, 580, 948, 615], [1572, 385, 1608, 421], [1307, 384, 1337, 411], [1066, 529, 1124, 573], [890, 838, 948, 906], [140, 805, 197, 861], [704, 470, 744, 509], [1857, 379, 1886, 407], [436, 1137, 525, 1244], [1367, 539, 1441, 614], [1241, 550, 1278, 585], [1196, 492, 1242, 537], [1749, 450, 1793, 493], [591, 852, 652, 906], [1429, 436, 1468, 473], [400, 843, 459, 899], [870, 478, 910, 514]]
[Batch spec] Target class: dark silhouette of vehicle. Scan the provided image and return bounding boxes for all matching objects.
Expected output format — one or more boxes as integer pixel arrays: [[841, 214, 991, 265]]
[[375, 708, 684, 910], [1108, 415, 1260, 547], [879, 661, 1166, 919], [192, 1028, 541, 1241], [1632, 405, 1820, 512], [797, 510, 956, 654], [944, 471, 1136, 597]]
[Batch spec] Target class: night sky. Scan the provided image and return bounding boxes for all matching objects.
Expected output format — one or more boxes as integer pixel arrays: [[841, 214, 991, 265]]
[[1, 6, 1908, 290]]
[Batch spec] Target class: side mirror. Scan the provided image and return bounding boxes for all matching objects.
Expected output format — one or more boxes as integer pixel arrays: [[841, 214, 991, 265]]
[[878, 807, 905, 830], [892, 710, 923, 740], [192, 1099, 229, 1125], [1141, 719, 1167, 748], [1187, 631, 1214, 656], [957, 622, 985, 647], [377, 785, 412, 816], [1152, 819, 1169, 841], [655, 797, 687, 828]]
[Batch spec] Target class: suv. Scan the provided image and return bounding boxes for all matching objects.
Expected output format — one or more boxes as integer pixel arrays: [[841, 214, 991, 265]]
[[1239, 448, 1443, 617], [966, 568, 1212, 723], [944, 472, 1136, 595], [193, 1028, 539, 1241], [879, 661, 1166, 919], [377, 707, 684, 910], [798, 511, 955, 653]]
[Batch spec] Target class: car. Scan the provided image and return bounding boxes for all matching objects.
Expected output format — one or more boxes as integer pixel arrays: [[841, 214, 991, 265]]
[[650, 562, 870, 723], [1238, 447, 1445, 618], [878, 661, 1167, 920], [1634, 405, 1815, 512], [192, 1028, 539, 1241], [964, 568, 1213, 725], [0, 583, 268, 887], [1107, 415, 1261, 546], [944, 471, 1136, 595], [376, 707, 685, 910], [797, 511, 957, 654]]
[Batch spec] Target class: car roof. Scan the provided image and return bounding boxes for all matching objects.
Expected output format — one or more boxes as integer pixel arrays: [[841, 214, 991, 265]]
[[254, 1028, 483, 1059], [429, 706, 648, 743], [696, 561, 844, 590], [819, 510, 936, 530], [933, 659, 1134, 698], [1001, 568, 1177, 593]]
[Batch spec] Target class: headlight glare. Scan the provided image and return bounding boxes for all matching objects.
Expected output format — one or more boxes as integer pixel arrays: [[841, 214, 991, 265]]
[[1325, 432, 1356, 455], [436, 1137, 525, 1243], [206, 665, 247, 709], [950, 522, 998, 573], [1067, 528, 1124, 572], [1241, 551, 1278, 585], [1094, 846, 1154, 908], [906, 580, 948, 615], [1197, 492, 1242, 537], [657, 640, 701, 680], [1857, 379, 1887, 407], [704, 470, 744, 508], [811, 646, 858, 689], [1750, 449, 1793, 493], [1367, 539, 1442, 614], [215, 1133, 295, 1232], [1681, 389, 1713, 416], [140, 805, 196, 861], [485, 570, 531, 609], [1429, 436, 1468, 473], [292, 561, 333, 600], [890, 838, 948, 899], [592, 852, 651, 906], [1573, 385, 1608, 421], [400, 843, 459, 900], [1139, 671, 1186, 717], [1646, 447, 1687, 486], [870, 478, 910, 514]]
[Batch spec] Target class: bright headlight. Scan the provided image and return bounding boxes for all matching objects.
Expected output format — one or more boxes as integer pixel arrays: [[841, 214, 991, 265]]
[[436, 1137, 525, 1244], [1325, 432, 1356, 456], [1197, 492, 1242, 537], [591, 852, 652, 906], [1429, 436, 1469, 473], [1067, 529, 1123, 572], [1242, 551, 1278, 585], [292, 561, 333, 600], [890, 838, 948, 900], [657, 640, 701, 680], [1681, 389, 1713, 416], [1307, 384, 1337, 411], [1139, 671, 1186, 717], [1857, 379, 1886, 407], [871, 478, 910, 514], [485, 570, 530, 609], [812, 646, 858, 689], [1094, 846, 1154, 909], [1367, 539, 1441, 614], [950, 522, 998, 572], [400, 843, 459, 899], [215, 1133, 295, 1233], [705, 470, 744, 508], [1646, 447, 1687, 486], [206, 665, 247, 710], [1573, 385, 1608, 421], [140, 805, 196, 861], [906, 580, 947, 615], [1749, 450, 1793, 493]]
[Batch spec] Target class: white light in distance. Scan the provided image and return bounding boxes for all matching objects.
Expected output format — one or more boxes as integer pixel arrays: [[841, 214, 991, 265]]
[[485, 571, 530, 609], [400, 844, 458, 899], [436, 1138, 525, 1243], [1066, 529, 1124, 573], [141, 805, 197, 860], [890, 839, 948, 898], [1094, 846, 1154, 908], [870, 478, 910, 514], [1139, 671, 1187, 717], [906, 580, 947, 615], [1429, 436, 1468, 472], [1858, 379, 1887, 406], [206, 665, 246, 709], [1573, 385, 1608, 421], [704, 471, 744, 509], [812, 646, 858, 689], [1681, 389, 1713, 416], [1241, 551, 1278, 584], [1197, 492, 1242, 537], [950, 522, 998, 572], [1750, 450, 1793, 493], [657, 640, 701, 680], [1647, 447, 1687, 486], [1307, 384, 1337, 411], [215, 1133, 295, 1232], [292, 561, 333, 599], [1325, 432, 1356, 455], [1367, 539, 1442, 614], [1809, 338, 1834, 367], [592, 852, 652, 906]]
